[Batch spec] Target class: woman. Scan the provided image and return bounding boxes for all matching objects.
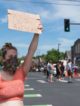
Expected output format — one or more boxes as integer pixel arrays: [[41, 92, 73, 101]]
[[66, 59, 73, 83], [0, 21, 42, 106]]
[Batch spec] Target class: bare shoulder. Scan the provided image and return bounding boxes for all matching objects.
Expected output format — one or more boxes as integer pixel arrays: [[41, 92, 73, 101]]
[[0, 71, 13, 81]]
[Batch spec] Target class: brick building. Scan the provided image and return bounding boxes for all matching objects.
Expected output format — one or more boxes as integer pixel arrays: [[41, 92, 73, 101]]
[[71, 39, 80, 65]]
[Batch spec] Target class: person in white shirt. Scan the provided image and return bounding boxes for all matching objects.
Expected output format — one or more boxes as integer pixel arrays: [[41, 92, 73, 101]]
[[47, 61, 53, 82], [66, 59, 73, 83]]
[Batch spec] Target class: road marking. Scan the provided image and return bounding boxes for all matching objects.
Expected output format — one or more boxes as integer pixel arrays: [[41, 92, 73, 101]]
[[75, 79, 80, 81], [27, 78, 39, 79], [26, 76, 46, 80], [37, 80, 47, 83], [24, 94, 42, 98], [25, 104, 53, 106], [24, 88, 34, 91], [24, 84, 30, 87], [58, 79, 68, 83]]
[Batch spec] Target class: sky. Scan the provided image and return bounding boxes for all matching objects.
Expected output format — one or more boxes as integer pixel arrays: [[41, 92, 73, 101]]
[[0, 0, 80, 57]]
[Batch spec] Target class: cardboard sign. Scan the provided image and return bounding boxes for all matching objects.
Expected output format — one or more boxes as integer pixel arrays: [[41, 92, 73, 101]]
[[8, 9, 42, 34]]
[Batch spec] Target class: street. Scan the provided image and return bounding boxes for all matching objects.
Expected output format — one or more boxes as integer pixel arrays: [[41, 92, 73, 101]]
[[24, 72, 80, 106]]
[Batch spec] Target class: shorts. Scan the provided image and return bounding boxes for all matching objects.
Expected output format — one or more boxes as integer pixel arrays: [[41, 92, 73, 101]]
[[68, 70, 72, 76]]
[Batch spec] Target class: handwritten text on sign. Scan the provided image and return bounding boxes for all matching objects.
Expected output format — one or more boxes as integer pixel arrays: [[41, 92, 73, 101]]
[[8, 9, 42, 34]]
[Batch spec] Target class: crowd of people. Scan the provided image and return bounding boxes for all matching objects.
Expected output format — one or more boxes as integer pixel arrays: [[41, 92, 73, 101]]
[[43, 59, 79, 83]]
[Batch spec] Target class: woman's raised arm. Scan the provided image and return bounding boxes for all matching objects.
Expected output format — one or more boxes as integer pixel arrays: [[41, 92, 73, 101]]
[[23, 33, 39, 76], [22, 20, 43, 76]]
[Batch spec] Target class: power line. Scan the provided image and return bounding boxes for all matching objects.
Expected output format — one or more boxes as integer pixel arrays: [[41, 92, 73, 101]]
[[60, 0, 80, 1], [2, 0, 80, 6], [4, 0, 80, 3], [4, 0, 80, 6]]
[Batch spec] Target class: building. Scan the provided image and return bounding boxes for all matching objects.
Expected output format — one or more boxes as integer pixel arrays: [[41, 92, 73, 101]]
[[65, 51, 71, 60], [71, 39, 80, 65]]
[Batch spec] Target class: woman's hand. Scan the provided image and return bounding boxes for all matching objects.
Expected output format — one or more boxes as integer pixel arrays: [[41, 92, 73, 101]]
[[37, 19, 43, 34]]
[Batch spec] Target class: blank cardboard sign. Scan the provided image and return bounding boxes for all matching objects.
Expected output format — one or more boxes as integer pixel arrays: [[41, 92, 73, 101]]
[[8, 9, 42, 34]]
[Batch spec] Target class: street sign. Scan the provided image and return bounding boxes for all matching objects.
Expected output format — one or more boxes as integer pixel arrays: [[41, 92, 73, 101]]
[[8, 9, 42, 34]]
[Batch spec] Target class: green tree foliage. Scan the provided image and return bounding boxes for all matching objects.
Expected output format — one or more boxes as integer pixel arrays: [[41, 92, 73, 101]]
[[59, 52, 65, 60], [33, 49, 65, 63], [45, 49, 65, 63]]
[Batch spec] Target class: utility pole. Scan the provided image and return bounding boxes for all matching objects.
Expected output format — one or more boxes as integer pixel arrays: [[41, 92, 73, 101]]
[[58, 43, 61, 61]]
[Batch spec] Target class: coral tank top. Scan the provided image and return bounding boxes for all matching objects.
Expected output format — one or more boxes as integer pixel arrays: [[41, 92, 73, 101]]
[[0, 66, 25, 102]]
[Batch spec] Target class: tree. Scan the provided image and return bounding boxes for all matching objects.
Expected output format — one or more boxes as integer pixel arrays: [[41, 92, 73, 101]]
[[45, 49, 65, 63], [32, 49, 65, 63]]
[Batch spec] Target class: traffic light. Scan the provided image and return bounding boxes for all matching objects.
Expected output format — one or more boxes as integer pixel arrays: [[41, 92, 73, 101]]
[[64, 19, 70, 32]]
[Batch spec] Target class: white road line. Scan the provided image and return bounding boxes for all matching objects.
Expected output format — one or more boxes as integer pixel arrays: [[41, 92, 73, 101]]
[[26, 76, 46, 80], [24, 88, 34, 91], [37, 80, 47, 83], [25, 104, 53, 106], [75, 79, 80, 81], [27, 78, 39, 79], [24, 85, 30, 87], [24, 94, 42, 98], [58, 79, 68, 83]]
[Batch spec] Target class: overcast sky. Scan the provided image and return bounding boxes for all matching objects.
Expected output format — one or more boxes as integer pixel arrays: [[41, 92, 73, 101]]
[[0, 0, 80, 57]]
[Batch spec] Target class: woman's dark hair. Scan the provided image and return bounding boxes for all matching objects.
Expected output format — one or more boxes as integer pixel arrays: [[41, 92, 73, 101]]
[[1, 43, 17, 59], [1, 43, 18, 75]]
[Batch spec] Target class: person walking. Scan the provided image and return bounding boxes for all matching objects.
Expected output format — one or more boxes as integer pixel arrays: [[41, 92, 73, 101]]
[[56, 62, 62, 80], [60, 62, 65, 79], [47, 61, 53, 82], [66, 59, 73, 83]]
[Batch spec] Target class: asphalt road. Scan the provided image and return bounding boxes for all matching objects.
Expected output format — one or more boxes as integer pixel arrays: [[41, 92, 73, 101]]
[[23, 72, 80, 106]]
